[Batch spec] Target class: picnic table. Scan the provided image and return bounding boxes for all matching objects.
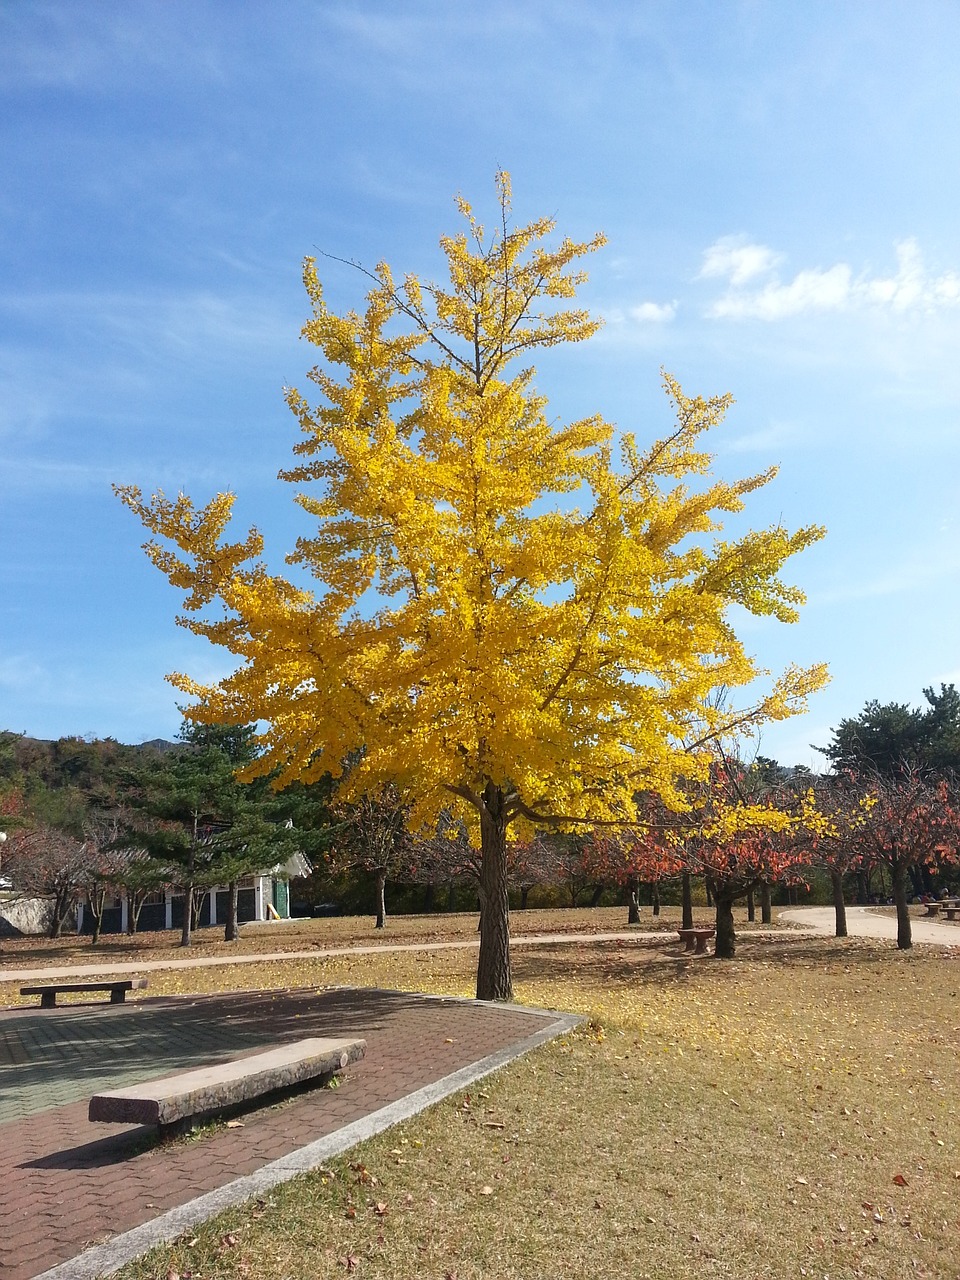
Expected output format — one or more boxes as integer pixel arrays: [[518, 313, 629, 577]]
[[920, 898, 960, 919]]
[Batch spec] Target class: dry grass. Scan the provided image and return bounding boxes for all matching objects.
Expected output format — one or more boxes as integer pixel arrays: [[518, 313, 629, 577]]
[[0, 905, 784, 1003], [101, 932, 960, 1280]]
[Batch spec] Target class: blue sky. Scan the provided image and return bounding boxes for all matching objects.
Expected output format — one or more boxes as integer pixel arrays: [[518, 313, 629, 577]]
[[2, 0, 960, 769]]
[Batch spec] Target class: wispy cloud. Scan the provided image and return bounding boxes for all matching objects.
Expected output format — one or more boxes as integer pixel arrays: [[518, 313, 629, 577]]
[[0, 654, 46, 692], [813, 545, 960, 606], [703, 238, 960, 320], [723, 421, 803, 454]]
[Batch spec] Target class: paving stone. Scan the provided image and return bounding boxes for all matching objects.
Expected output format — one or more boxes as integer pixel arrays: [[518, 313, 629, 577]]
[[0, 985, 565, 1279]]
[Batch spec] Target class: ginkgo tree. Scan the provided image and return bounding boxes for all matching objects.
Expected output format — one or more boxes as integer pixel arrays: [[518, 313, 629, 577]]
[[116, 173, 827, 1000]]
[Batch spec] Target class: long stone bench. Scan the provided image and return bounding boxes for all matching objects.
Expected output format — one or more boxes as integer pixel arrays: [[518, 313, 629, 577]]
[[20, 978, 148, 1008], [89, 1036, 366, 1134]]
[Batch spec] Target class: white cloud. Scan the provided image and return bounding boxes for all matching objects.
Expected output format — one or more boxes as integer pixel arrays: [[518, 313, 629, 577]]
[[699, 236, 783, 286], [703, 237, 960, 321], [629, 301, 677, 323]]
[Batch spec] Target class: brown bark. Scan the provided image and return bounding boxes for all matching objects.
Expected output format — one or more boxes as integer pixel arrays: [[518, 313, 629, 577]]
[[746, 888, 755, 922], [760, 881, 772, 924], [681, 872, 693, 930], [831, 869, 848, 938], [476, 782, 512, 1001], [893, 860, 912, 950], [627, 879, 640, 925], [224, 880, 240, 942], [714, 890, 736, 959]]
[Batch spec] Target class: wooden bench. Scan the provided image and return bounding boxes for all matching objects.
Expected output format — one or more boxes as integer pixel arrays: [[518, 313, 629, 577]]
[[20, 978, 148, 1008], [88, 1036, 366, 1134], [677, 927, 715, 955]]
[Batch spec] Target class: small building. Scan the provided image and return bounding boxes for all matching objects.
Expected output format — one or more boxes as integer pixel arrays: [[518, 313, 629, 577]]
[[75, 852, 313, 935]]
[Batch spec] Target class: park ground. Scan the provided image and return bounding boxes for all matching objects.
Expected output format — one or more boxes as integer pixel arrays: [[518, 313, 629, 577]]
[[4, 906, 960, 1279]]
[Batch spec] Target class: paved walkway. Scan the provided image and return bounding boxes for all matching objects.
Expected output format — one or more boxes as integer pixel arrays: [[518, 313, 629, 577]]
[[780, 903, 960, 945], [0, 987, 577, 1280]]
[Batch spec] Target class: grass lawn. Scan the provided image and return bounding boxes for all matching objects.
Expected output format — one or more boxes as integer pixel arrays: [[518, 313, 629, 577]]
[[65, 920, 960, 1280]]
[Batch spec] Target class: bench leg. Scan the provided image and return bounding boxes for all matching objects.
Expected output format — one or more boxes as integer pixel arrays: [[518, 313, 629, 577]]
[[110, 989, 126, 1003], [40, 992, 56, 1009], [682, 936, 696, 952], [694, 936, 710, 955]]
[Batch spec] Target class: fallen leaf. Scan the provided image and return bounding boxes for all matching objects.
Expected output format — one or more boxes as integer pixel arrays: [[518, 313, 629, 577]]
[[226, 1120, 244, 1129], [374, 1201, 388, 1217], [480, 1185, 494, 1196], [892, 1174, 909, 1187]]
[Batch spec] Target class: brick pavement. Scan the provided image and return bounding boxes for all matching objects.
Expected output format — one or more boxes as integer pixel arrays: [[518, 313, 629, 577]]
[[0, 987, 575, 1280]]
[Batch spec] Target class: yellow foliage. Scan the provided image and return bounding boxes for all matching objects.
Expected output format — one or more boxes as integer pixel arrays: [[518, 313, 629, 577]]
[[115, 174, 827, 834]]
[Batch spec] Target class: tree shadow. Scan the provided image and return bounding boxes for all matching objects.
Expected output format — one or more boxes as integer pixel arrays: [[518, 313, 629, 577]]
[[0, 987, 438, 1112]]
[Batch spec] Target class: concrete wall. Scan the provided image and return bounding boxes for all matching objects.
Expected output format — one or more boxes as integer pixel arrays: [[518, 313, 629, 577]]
[[0, 895, 64, 937]]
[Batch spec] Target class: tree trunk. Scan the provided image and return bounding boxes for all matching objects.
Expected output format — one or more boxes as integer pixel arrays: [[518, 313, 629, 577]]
[[520, 884, 530, 911], [447, 880, 457, 912], [893, 860, 912, 950], [746, 888, 755, 923], [128, 891, 145, 935], [681, 872, 693, 930], [628, 879, 640, 925], [831, 869, 848, 938], [705, 879, 713, 908], [589, 883, 604, 908], [423, 882, 436, 912], [651, 883, 661, 917], [89, 891, 103, 945], [224, 879, 240, 942], [476, 783, 512, 1001], [714, 890, 736, 959], [375, 869, 387, 929], [760, 881, 772, 925], [49, 889, 72, 938], [180, 884, 193, 947]]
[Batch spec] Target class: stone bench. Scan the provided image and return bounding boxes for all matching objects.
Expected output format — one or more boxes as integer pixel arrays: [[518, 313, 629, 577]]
[[89, 1036, 366, 1134], [677, 927, 715, 955], [20, 978, 148, 1008]]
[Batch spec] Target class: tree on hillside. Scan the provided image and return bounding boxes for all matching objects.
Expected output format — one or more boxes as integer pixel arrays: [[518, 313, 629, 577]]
[[116, 174, 827, 999]]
